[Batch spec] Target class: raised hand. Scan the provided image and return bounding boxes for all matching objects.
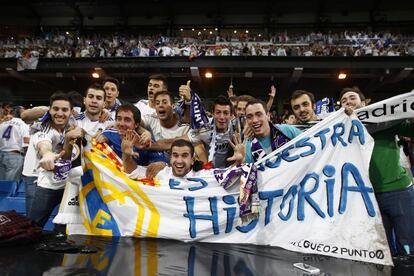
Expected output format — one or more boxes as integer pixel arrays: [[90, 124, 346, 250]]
[[269, 85, 276, 97], [179, 80, 192, 102], [99, 108, 112, 123], [65, 125, 85, 143], [226, 132, 246, 165], [227, 83, 234, 97], [136, 129, 151, 149], [121, 129, 140, 158], [344, 106, 353, 116]]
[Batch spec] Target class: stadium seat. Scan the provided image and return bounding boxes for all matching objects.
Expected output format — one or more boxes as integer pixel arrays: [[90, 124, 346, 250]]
[[0, 196, 25, 214], [0, 180, 18, 197]]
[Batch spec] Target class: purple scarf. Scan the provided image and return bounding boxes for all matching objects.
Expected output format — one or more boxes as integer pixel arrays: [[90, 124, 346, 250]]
[[214, 164, 260, 225], [250, 123, 290, 162], [177, 91, 210, 129]]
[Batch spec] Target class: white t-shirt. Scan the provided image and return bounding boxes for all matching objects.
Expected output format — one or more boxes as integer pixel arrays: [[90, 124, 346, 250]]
[[74, 112, 114, 138], [22, 129, 65, 184], [0, 118, 30, 152], [142, 114, 189, 142], [135, 100, 156, 117]]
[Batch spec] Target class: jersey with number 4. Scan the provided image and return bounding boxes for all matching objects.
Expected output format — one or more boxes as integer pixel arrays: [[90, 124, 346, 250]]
[[0, 118, 30, 152]]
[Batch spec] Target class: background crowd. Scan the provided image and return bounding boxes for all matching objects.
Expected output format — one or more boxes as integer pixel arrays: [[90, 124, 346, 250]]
[[1, 30, 414, 58]]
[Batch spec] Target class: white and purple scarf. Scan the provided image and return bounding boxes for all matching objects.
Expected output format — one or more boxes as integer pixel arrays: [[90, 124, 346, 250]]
[[214, 164, 260, 225], [250, 123, 291, 162], [177, 91, 210, 129]]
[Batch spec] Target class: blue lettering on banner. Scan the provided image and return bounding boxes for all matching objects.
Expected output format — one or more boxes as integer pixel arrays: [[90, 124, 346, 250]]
[[184, 196, 219, 238], [236, 218, 258, 233], [278, 186, 298, 221], [297, 173, 326, 220], [339, 163, 375, 217], [331, 123, 347, 147], [169, 179, 184, 190], [187, 178, 208, 191], [222, 195, 237, 233], [265, 153, 283, 169], [259, 121, 367, 172], [259, 189, 284, 225], [296, 137, 316, 157], [281, 144, 299, 162], [314, 128, 330, 150], [348, 120, 365, 145], [323, 165, 336, 217], [183, 162, 376, 238]]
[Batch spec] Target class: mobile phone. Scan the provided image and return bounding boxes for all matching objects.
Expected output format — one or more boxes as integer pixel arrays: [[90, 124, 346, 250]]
[[293, 263, 320, 274]]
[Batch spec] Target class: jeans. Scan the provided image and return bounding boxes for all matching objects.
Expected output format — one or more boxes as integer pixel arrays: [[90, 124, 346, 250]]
[[0, 151, 24, 181], [375, 185, 414, 255], [22, 175, 37, 214], [28, 186, 64, 228]]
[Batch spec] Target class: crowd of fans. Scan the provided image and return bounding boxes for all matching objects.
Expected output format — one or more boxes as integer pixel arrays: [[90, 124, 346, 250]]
[[1, 30, 414, 58], [0, 74, 413, 257]]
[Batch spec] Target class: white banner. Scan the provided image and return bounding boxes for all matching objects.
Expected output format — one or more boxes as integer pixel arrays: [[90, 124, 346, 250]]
[[67, 110, 393, 266], [356, 90, 414, 123]]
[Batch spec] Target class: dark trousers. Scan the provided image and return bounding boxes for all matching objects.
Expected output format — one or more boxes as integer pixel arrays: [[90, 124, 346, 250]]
[[28, 186, 64, 228], [376, 185, 414, 255]]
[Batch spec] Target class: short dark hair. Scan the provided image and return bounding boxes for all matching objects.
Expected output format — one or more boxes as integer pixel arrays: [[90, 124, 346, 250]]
[[11, 106, 24, 118], [50, 91, 73, 109], [339, 86, 366, 102], [236, 95, 255, 106], [116, 102, 141, 124], [171, 139, 194, 156], [245, 98, 269, 114], [290, 90, 315, 105], [213, 96, 233, 113], [103, 77, 120, 91], [149, 74, 168, 90], [86, 83, 106, 101], [154, 90, 174, 103], [67, 90, 84, 109]]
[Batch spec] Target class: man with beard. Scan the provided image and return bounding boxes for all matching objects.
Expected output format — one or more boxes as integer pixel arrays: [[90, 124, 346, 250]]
[[135, 74, 168, 117], [340, 86, 414, 256], [290, 90, 319, 127], [124, 139, 201, 181], [228, 99, 301, 164]]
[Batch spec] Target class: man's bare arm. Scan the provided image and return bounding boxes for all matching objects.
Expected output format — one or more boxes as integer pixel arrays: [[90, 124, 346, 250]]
[[266, 85, 276, 111], [147, 134, 190, 152], [21, 106, 49, 124]]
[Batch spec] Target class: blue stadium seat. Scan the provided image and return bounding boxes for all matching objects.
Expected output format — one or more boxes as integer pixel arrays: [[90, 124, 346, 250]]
[[0, 196, 26, 215], [0, 180, 18, 197]]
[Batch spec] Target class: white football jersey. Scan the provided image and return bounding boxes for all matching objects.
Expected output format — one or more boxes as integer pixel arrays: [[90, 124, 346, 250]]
[[74, 112, 114, 138], [0, 118, 30, 152], [135, 99, 156, 117]]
